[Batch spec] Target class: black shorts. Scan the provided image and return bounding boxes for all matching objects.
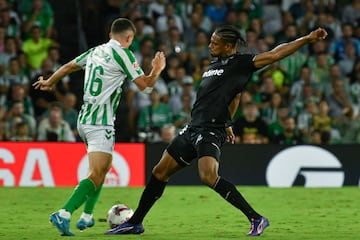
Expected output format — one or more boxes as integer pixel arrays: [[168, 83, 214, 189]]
[[167, 125, 227, 167]]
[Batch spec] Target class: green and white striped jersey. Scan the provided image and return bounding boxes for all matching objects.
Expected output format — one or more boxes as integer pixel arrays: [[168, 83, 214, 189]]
[[75, 39, 144, 126]]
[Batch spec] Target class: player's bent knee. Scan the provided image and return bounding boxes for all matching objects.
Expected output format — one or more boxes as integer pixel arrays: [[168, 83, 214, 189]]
[[152, 167, 168, 182], [198, 172, 217, 187]]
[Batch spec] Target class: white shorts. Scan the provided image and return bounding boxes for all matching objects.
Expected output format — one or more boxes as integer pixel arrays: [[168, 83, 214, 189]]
[[78, 124, 115, 154]]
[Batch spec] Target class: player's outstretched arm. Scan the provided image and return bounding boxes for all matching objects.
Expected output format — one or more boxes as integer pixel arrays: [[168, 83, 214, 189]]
[[133, 51, 166, 93], [32, 59, 82, 91], [253, 28, 328, 69]]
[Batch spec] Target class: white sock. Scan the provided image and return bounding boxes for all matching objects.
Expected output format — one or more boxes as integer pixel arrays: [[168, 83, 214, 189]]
[[58, 209, 71, 219], [80, 212, 93, 222]]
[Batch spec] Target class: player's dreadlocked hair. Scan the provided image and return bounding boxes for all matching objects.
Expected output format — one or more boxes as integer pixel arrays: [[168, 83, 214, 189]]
[[214, 25, 246, 48], [111, 18, 137, 35]]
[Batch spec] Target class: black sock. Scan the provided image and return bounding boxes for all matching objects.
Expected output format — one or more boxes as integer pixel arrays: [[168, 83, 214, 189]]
[[128, 174, 167, 224], [213, 177, 261, 221]]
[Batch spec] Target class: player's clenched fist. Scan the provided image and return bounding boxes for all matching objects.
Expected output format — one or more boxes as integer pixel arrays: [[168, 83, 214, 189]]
[[307, 28, 328, 42]]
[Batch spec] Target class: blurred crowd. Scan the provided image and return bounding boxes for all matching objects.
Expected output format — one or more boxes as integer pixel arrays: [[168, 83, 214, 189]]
[[2, 0, 360, 145]]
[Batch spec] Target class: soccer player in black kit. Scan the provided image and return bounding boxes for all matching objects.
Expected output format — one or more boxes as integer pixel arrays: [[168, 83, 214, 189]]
[[107, 26, 328, 236]]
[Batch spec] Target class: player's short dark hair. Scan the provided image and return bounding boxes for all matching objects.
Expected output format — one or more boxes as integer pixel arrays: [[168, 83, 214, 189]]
[[214, 25, 246, 47], [111, 18, 136, 35]]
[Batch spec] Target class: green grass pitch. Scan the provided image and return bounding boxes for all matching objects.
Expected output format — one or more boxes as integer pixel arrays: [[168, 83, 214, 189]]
[[0, 186, 359, 240]]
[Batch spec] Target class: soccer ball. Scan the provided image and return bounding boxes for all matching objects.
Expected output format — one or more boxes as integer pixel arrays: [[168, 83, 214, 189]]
[[106, 204, 134, 228]]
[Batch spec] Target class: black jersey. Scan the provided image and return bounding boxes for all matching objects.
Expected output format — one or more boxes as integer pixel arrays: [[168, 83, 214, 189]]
[[190, 53, 259, 128]]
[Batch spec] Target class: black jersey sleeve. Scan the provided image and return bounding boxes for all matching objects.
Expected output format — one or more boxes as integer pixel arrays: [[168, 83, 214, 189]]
[[237, 54, 259, 72]]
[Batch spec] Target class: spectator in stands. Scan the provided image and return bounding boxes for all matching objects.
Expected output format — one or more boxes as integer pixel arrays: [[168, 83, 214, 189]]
[[341, 0, 360, 25], [233, 101, 269, 144], [273, 116, 303, 144], [262, 61, 288, 96], [241, 28, 259, 54], [160, 53, 182, 84], [296, 0, 317, 36], [160, 123, 176, 144], [0, 7, 21, 44], [4, 57, 30, 93], [0, 104, 6, 140], [20, 0, 55, 39], [313, 99, 342, 143], [29, 58, 58, 118], [131, 17, 155, 53], [327, 63, 351, 97], [137, 88, 173, 143], [5, 100, 36, 140], [338, 41, 357, 76], [297, 99, 318, 142], [0, 26, 6, 52], [241, 132, 262, 144], [349, 59, 360, 113], [326, 78, 354, 123], [312, 100, 332, 137], [329, 23, 360, 62], [133, 38, 155, 71], [147, 0, 165, 22], [205, 0, 228, 28], [10, 121, 32, 141], [17, 50, 31, 79], [0, 0, 20, 26], [156, 3, 183, 37], [174, 1, 193, 29], [324, 7, 342, 40], [290, 83, 320, 118], [165, 26, 187, 63], [274, 12, 295, 44], [6, 83, 34, 116], [184, 10, 208, 47], [0, 62, 9, 105], [261, 91, 283, 125], [308, 51, 334, 95], [37, 101, 75, 142], [22, 25, 59, 74], [261, 1, 281, 36], [288, 0, 308, 22], [249, 17, 264, 39], [328, 77, 354, 117], [253, 75, 276, 111], [191, 2, 213, 34], [267, 103, 289, 141], [232, 90, 253, 121], [278, 24, 307, 84], [235, 10, 250, 38], [173, 93, 192, 130], [192, 56, 210, 89], [289, 65, 320, 104], [167, 66, 188, 97], [224, 9, 239, 30], [308, 129, 322, 144], [47, 46, 70, 93], [168, 75, 196, 115], [0, 36, 18, 74], [61, 92, 78, 140], [234, 0, 262, 20], [342, 114, 360, 143], [188, 30, 210, 70]]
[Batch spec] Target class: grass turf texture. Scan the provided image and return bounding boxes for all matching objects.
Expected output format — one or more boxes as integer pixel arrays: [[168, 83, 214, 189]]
[[0, 186, 359, 240]]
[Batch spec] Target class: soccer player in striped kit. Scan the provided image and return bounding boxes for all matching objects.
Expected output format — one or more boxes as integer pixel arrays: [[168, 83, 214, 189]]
[[33, 18, 166, 236]]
